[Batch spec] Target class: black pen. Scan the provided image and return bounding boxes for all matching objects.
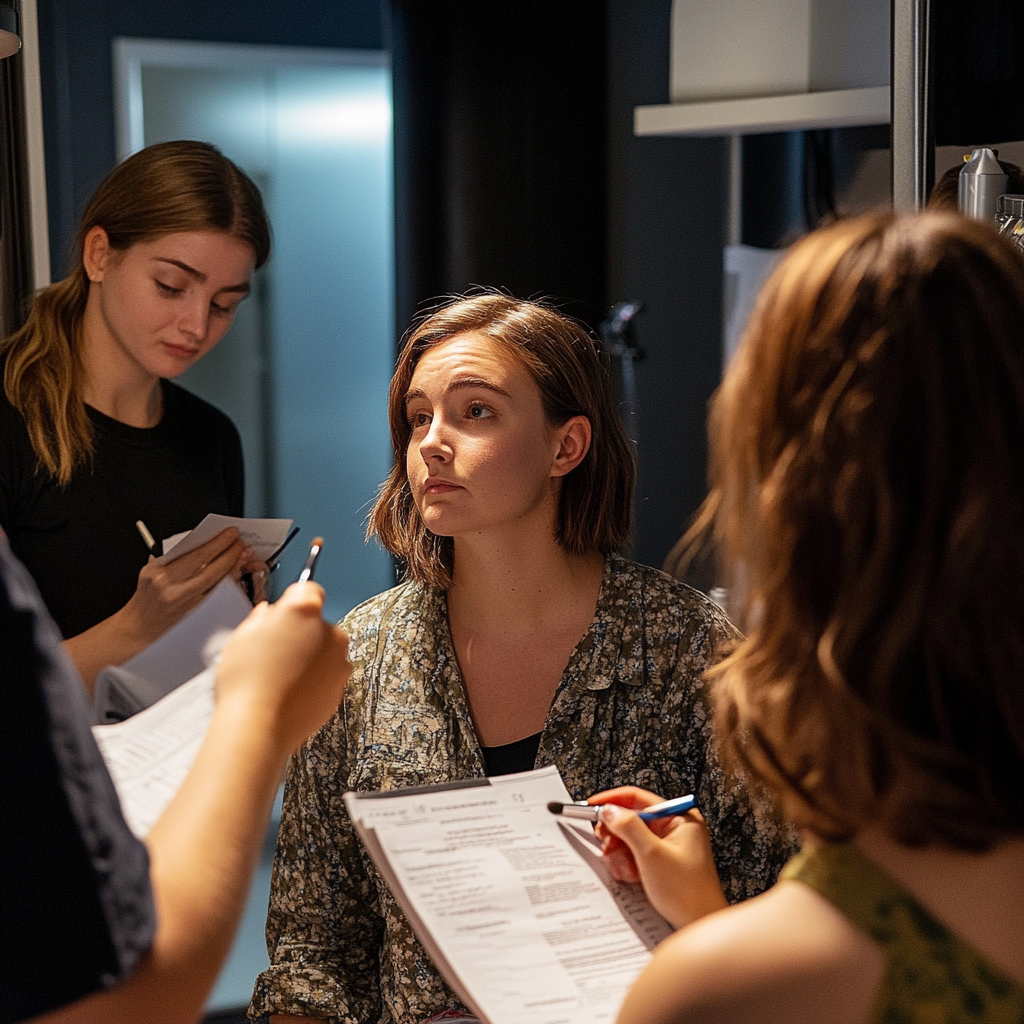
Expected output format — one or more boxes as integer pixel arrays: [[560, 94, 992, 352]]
[[297, 536, 323, 583], [267, 525, 300, 572], [244, 525, 299, 601]]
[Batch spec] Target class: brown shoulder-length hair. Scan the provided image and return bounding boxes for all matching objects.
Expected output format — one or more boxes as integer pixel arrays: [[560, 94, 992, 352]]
[[2, 140, 270, 485], [703, 211, 1024, 850], [369, 292, 636, 588]]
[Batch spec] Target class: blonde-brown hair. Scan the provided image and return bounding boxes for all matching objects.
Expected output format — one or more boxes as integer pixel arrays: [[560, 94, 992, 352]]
[[2, 140, 270, 484], [369, 293, 635, 588], [704, 212, 1024, 849]]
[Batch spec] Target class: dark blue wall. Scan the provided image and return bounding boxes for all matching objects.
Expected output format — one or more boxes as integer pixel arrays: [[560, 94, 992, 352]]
[[36, 0, 385, 277]]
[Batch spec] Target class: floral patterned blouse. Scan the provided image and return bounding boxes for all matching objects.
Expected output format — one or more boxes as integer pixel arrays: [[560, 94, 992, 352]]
[[249, 554, 797, 1024]]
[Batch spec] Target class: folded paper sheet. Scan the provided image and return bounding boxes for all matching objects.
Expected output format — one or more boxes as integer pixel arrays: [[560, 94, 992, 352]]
[[160, 513, 293, 564], [91, 576, 252, 836], [93, 576, 251, 723]]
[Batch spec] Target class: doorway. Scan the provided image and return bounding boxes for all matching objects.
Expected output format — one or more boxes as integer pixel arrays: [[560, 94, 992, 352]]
[[114, 37, 395, 623]]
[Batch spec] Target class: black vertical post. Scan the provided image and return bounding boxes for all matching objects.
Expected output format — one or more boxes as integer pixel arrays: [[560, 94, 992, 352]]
[[932, 0, 1024, 146], [0, 12, 33, 337]]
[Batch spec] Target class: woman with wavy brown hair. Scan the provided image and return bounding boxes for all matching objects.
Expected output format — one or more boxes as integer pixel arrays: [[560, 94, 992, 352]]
[[1, 140, 271, 687], [252, 292, 795, 1024], [597, 212, 1024, 1024]]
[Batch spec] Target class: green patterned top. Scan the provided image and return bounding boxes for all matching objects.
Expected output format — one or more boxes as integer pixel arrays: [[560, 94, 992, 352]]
[[249, 554, 797, 1024], [781, 843, 1024, 1024]]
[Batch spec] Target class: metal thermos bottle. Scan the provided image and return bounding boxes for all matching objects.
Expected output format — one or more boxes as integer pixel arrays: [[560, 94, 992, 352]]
[[958, 148, 1008, 221]]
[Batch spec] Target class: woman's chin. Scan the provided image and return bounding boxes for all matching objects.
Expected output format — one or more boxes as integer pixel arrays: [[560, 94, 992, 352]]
[[422, 522, 456, 539]]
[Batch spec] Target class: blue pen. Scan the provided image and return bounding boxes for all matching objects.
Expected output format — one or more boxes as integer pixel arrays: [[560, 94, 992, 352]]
[[547, 793, 697, 823]]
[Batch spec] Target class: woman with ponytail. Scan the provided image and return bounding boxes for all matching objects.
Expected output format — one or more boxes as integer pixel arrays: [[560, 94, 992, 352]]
[[0, 140, 271, 687]]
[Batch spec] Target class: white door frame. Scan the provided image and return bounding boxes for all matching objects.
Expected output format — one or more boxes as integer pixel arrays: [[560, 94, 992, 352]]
[[112, 37, 389, 160]]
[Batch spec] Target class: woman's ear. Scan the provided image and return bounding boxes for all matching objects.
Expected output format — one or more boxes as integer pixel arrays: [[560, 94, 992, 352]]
[[551, 415, 592, 478], [82, 226, 112, 283]]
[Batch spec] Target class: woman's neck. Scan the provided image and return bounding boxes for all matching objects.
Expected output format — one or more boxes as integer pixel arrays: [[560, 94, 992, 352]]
[[445, 534, 606, 747], [447, 533, 605, 628], [81, 370, 163, 427]]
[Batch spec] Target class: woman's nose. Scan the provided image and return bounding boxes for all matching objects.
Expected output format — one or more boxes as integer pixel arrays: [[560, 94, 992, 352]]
[[178, 300, 210, 341], [419, 416, 451, 459]]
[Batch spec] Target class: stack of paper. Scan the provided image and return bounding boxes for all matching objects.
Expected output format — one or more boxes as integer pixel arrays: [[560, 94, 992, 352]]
[[92, 668, 216, 838], [346, 766, 673, 1024]]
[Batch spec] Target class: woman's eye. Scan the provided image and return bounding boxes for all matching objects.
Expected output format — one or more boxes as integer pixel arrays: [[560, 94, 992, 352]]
[[409, 411, 431, 429], [156, 280, 182, 296], [467, 403, 492, 420], [211, 302, 236, 318]]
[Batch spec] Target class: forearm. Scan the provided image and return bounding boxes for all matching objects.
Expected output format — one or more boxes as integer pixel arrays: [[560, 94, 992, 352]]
[[136, 697, 288, 1016], [62, 603, 154, 693], [25, 583, 349, 1024]]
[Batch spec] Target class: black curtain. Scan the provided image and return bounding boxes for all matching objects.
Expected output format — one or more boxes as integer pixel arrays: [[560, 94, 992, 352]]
[[390, 0, 607, 338], [933, 0, 1024, 145]]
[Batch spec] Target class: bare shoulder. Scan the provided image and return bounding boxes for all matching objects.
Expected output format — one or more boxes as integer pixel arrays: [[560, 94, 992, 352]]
[[617, 882, 886, 1024]]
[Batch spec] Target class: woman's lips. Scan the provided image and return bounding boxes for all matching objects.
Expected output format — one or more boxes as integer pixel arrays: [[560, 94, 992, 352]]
[[424, 479, 461, 494], [162, 342, 200, 360]]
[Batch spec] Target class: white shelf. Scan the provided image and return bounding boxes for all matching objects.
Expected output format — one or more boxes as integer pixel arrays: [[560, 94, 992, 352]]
[[634, 86, 890, 137]]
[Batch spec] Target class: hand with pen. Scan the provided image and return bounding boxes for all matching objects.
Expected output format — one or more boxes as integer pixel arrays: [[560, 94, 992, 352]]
[[64, 526, 259, 692], [590, 785, 729, 929], [132, 527, 256, 635], [139, 519, 275, 607]]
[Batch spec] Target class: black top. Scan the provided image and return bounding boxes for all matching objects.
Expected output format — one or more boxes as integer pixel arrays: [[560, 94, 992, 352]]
[[0, 536, 156, 1023], [0, 379, 244, 638], [480, 731, 542, 777]]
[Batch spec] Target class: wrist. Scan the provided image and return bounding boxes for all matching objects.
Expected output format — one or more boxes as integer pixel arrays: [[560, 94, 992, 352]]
[[210, 680, 299, 765], [665, 876, 728, 930], [117, 594, 164, 649]]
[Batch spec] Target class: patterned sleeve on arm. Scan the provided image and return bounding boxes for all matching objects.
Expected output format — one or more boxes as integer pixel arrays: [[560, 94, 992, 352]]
[[673, 598, 799, 903], [248, 695, 384, 1024], [694, 703, 799, 903]]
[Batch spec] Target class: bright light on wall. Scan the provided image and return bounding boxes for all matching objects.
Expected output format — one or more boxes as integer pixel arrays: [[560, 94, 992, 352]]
[[278, 95, 392, 142]]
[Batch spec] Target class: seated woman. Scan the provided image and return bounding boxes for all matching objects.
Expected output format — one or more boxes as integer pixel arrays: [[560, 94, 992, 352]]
[[597, 212, 1024, 1024], [251, 294, 796, 1024]]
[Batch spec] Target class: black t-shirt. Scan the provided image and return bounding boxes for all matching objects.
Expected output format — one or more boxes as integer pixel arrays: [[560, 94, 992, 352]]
[[480, 731, 542, 776], [0, 379, 244, 637], [0, 536, 156, 1023]]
